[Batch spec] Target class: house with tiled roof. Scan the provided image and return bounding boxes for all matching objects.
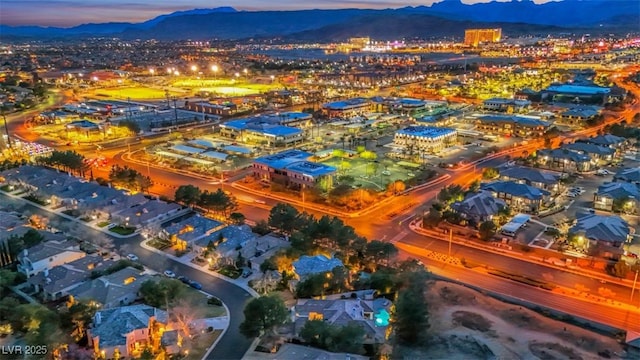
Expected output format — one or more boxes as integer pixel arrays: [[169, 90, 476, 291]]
[[499, 166, 563, 194], [570, 213, 632, 257], [563, 142, 615, 164], [88, 304, 169, 359], [17, 239, 85, 277], [292, 255, 344, 281], [451, 191, 507, 224], [593, 182, 640, 214], [581, 134, 628, 151], [481, 181, 551, 214], [26, 254, 115, 301], [162, 214, 226, 249], [293, 298, 392, 344], [536, 148, 594, 173], [614, 167, 640, 185], [68, 267, 150, 308]]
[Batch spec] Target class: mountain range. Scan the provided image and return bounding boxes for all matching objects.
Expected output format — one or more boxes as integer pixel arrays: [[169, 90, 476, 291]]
[[0, 1, 637, 41]]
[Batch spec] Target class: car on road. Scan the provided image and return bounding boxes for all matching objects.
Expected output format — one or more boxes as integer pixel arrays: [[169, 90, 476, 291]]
[[359, 175, 369, 179], [177, 275, 190, 284], [126, 254, 139, 262], [188, 280, 203, 290], [382, 170, 391, 176], [241, 269, 253, 278], [163, 270, 176, 278]]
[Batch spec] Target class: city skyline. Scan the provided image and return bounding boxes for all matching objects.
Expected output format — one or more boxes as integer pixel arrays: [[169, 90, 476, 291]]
[[2, 0, 556, 27]]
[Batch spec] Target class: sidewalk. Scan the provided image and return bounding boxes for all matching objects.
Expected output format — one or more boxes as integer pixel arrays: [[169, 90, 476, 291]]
[[408, 220, 636, 289], [140, 238, 260, 298]]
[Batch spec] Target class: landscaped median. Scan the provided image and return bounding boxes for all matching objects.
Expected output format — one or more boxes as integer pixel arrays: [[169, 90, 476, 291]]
[[109, 225, 136, 236]]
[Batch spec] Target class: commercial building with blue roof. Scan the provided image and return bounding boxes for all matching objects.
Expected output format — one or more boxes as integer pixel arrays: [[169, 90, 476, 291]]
[[393, 125, 458, 153], [321, 98, 371, 117], [219, 115, 304, 147], [253, 149, 336, 191], [475, 115, 550, 138], [542, 83, 612, 105]]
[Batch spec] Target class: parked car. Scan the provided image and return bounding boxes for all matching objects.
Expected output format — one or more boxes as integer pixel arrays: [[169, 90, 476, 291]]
[[126, 254, 139, 262], [241, 269, 253, 278], [188, 281, 203, 290], [382, 170, 391, 176], [177, 275, 190, 284], [163, 270, 176, 278]]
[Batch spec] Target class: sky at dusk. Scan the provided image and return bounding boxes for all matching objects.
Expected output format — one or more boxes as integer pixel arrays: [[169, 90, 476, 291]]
[[1, 0, 555, 27]]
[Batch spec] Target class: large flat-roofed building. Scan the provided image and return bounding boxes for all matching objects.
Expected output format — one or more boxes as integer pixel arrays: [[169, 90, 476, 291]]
[[542, 84, 611, 105], [482, 98, 531, 112], [252, 149, 336, 190], [321, 98, 371, 118], [219, 115, 304, 146], [185, 101, 237, 116], [464, 28, 502, 47], [393, 126, 457, 153], [475, 115, 550, 138]]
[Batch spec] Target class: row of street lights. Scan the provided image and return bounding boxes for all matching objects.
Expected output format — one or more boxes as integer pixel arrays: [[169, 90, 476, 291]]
[[149, 65, 252, 79]]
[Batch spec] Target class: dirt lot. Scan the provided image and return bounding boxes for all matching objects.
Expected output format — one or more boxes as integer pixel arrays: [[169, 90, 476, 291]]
[[395, 281, 626, 360]]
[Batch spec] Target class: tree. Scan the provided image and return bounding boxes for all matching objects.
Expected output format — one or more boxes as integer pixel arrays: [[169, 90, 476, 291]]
[[479, 220, 497, 241], [423, 206, 442, 228], [21, 229, 44, 248], [365, 240, 398, 265], [268, 203, 300, 234], [174, 185, 201, 206], [109, 165, 153, 192], [139, 279, 185, 308], [482, 167, 499, 180], [468, 179, 481, 193], [38, 150, 86, 176], [61, 301, 97, 342], [229, 212, 246, 225], [387, 180, 406, 195], [0, 269, 17, 296], [300, 320, 365, 354], [118, 120, 141, 135], [252, 220, 271, 235], [612, 261, 629, 278], [239, 295, 288, 338], [393, 272, 430, 345], [199, 189, 237, 217]]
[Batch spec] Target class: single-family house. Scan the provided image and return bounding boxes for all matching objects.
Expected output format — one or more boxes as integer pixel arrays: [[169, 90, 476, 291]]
[[593, 182, 640, 214], [481, 181, 550, 214], [162, 214, 226, 250], [451, 191, 507, 224], [26, 254, 115, 301], [17, 240, 85, 277], [242, 234, 291, 273], [111, 199, 183, 228], [68, 267, 151, 308], [292, 255, 344, 281], [88, 304, 169, 359], [293, 298, 392, 344], [244, 343, 369, 360], [194, 224, 256, 266]]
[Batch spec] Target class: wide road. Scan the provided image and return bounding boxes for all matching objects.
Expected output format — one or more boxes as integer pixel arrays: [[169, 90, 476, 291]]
[[0, 193, 254, 360], [411, 248, 640, 333]]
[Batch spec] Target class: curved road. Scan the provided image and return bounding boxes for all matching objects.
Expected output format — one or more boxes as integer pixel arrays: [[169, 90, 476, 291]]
[[0, 193, 254, 360]]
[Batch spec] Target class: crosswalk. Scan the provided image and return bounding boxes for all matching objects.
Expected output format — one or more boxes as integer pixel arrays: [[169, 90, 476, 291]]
[[388, 231, 408, 244]]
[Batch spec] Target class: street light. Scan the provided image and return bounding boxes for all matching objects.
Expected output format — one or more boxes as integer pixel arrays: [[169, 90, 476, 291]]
[[211, 64, 219, 80], [149, 68, 155, 76], [190, 64, 198, 73]]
